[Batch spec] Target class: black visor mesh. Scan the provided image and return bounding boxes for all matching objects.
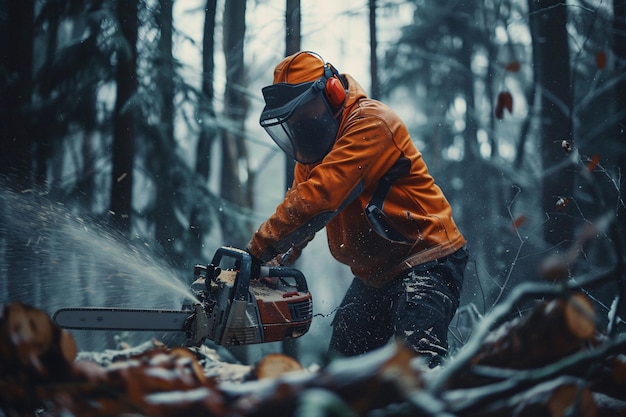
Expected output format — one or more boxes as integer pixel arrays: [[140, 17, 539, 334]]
[[260, 81, 339, 164]]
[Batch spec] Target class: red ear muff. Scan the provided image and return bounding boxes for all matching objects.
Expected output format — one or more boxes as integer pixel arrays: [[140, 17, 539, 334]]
[[325, 76, 347, 107]]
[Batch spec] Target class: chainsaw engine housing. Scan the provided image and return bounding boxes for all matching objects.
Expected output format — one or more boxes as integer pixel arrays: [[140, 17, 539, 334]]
[[189, 247, 313, 346]]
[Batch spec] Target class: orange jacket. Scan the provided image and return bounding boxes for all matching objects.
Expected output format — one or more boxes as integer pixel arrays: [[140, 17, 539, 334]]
[[248, 74, 466, 287]]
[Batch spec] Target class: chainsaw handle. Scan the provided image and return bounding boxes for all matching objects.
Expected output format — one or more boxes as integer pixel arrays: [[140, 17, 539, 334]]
[[263, 266, 309, 293], [210, 246, 252, 301], [210, 246, 309, 299]]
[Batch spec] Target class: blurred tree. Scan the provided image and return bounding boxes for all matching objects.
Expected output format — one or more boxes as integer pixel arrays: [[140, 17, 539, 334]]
[[0, 0, 36, 303], [611, 0, 626, 323], [280, 0, 302, 363], [188, 0, 219, 264], [34, 0, 118, 209], [110, 0, 139, 234], [369, 0, 379, 100], [614, 0, 626, 242], [0, 0, 35, 187], [152, 0, 186, 266], [220, 0, 251, 248], [283, 0, 301, 189], [528, 0, 575, 248]]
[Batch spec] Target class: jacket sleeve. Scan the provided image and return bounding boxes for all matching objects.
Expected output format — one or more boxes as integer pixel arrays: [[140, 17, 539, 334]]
[[248, 112, 402, 261]]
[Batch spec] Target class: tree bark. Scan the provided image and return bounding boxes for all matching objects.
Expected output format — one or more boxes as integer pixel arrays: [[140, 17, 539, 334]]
[[154, 0, 184, 266], [0, 0, 34, 186], [110, 0, 139, 234], [189, 0, 219, 263], [613, 0, 626, 245], [369, 0, 379, 100], [1, 0, 36, 303], [283, 0, 301, 190], [220, 0, 249, 248], [528, 0, 575, 248], [279, 0, 303, 360]]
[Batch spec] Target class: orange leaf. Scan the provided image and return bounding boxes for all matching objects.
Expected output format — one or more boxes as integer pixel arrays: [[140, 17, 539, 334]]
[[505, 61, 521, 72], [595, 51, 607, 70], [586, 154, 600, 172], [495, 92, 513, 119], [511, 215, 527, 230]]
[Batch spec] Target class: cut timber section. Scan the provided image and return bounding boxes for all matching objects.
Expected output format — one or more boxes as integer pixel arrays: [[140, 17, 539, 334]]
[[253, 353, 303, 380], [1, 295, 626, 417], [451, 293, 597, 384]]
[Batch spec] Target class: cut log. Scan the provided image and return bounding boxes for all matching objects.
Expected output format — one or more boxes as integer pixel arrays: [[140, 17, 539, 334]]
[[0, 302, 78, 415], [252, 353, 304, 380], [228, 341, 426, 417], [0, 302, 77, 377], [448, 293, 597, 390]]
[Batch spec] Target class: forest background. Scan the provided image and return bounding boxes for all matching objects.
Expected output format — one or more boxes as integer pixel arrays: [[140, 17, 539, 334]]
[[0, 0, 625, 367]]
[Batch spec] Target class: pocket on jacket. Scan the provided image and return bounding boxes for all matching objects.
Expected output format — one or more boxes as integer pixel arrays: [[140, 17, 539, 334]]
[[365, 204, 414, 244]]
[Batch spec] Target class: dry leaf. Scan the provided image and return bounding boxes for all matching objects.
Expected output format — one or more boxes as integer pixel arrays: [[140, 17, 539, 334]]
[[595, 51, 607, 70], [495, 91, 513, 119], [511, 215, 527, 230], [505, 61, 521, 72], [587, 154, 600, 173], [565, 293, 596, 341]]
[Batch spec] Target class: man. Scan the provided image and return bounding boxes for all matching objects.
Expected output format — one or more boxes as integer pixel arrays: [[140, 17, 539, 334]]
[[247, 51, 468, 367]]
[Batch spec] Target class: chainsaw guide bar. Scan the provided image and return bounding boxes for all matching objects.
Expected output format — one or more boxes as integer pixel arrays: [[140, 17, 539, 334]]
[[53, 307, 191, 331]]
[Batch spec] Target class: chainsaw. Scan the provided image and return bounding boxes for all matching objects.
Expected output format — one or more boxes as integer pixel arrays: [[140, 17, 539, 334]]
[[53, 246, 313, 347]]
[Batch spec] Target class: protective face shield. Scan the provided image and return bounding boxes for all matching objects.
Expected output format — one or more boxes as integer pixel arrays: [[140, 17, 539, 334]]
[[259, 77, 343, 164]]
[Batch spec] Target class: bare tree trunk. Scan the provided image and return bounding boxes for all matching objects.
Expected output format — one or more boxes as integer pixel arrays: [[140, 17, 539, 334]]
[[189, 0, 218, 264], [1, 0, 35, 304], [279, 0, 302, 359], [285, 0, 301, 61], [283, 0, 301, 190], [528, 0, 575, 248], [154, 0, 184, 266], [220, 0, 249, 248], [369, 0, 379, 100], [110, 0, 138, 234], [612, 0, 626, 330], [613, 0, 626, 235], [0, 0, 34, 186]]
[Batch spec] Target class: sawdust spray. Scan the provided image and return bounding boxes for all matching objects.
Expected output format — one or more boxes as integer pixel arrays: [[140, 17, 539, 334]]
[[0, 182, 198, 350]]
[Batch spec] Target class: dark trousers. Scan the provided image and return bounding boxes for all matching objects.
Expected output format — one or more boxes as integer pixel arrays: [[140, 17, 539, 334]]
[[329, 247, 468, 367]]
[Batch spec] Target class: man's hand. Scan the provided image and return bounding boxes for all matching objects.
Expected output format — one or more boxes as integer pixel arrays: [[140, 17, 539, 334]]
[[267, 246, 302, 266]]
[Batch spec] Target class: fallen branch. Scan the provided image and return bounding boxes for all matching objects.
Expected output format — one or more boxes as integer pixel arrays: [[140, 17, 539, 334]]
[[430, 266, 615, 394]]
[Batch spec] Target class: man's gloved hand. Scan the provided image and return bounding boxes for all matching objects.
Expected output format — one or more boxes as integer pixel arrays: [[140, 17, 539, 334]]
[[266, 246, 302, 266], [246, 248, 279, 288]]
